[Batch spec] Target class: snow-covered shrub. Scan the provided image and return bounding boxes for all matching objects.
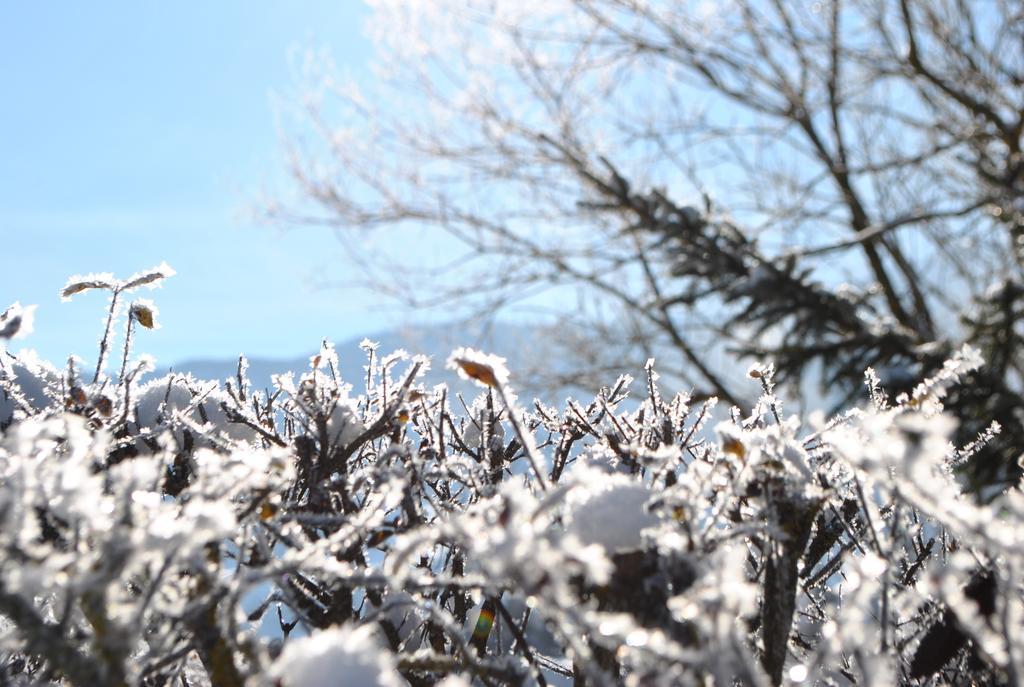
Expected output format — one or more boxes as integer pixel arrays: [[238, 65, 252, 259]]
[[0, 270, 1022, 686]]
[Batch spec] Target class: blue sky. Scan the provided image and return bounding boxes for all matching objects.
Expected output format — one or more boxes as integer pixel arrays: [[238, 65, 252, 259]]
[[0, 2, 405, 368]]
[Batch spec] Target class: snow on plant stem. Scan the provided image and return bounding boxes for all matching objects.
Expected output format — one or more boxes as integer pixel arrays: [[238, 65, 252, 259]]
[[448, 347, 548, 491], [0, 269, 1021, 686]]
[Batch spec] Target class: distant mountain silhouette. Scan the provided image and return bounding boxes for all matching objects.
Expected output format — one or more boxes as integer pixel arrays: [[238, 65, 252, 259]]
[[167, 320, 545, 398]]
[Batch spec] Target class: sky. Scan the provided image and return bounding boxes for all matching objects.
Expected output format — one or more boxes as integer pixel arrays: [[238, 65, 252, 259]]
[[0, 2, 410, 369]]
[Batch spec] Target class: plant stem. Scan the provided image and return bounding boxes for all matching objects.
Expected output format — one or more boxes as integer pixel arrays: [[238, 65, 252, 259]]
[[495, 381, 548, 492], [93, 288, 121, 384], [118, 313, 135, 384]]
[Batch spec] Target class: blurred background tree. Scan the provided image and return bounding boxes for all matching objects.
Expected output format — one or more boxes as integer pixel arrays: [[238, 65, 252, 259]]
[[272, 0, 1024, 491]]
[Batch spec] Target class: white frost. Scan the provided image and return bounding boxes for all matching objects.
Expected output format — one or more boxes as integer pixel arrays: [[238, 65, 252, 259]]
[[268, 624, 404, 687], [564, 471, 659, 554], [133, 375, 260, 447], [0, 351, 60, 425]]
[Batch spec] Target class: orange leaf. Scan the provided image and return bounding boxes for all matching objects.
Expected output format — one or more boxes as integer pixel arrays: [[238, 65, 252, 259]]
[[92, 396, 113, 417], [454, 359, 499, 387], [69, 385, 87, 406], [722, 437, 746, 459], [260, 503, 278, 521]]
